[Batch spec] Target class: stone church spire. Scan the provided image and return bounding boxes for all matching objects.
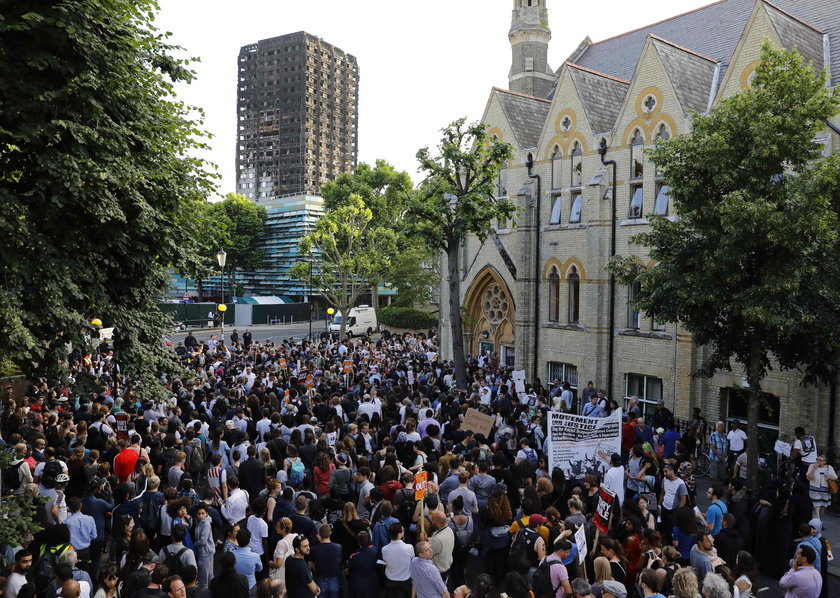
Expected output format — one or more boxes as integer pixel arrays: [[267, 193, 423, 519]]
[[509, 0, 553, 98]]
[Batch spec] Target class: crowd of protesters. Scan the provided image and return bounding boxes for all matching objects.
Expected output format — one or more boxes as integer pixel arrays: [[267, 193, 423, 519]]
[[0, 327, 834, 598]]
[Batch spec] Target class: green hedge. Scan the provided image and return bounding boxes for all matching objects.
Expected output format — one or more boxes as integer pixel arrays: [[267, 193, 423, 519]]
[[379, 306, 438, 330]]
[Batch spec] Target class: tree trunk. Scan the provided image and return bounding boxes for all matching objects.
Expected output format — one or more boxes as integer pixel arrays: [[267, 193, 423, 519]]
[[339, 302, 350, 339], [746, 337, 762, 492], [371, 283, 379, 309], [447, 243, 468, 391], [196, 278, 204, 302]]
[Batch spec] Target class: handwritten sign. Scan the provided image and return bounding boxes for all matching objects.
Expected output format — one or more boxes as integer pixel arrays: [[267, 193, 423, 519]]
[[414, 471, 428, 500], [279, 358, 287, 370], [462, 408, 495, 440], [512, 370, 526, 393], [774, 440, 792, 457], [343, 359, 353, 374], [407, 370, 415, 385], [575, 525, 588, 564], [594, 486, 616, 534]]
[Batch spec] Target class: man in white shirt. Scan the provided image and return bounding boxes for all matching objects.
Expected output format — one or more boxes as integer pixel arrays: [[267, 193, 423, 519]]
[[221, 476, 249, 525], [5, 549, 32, 598], [600, 453, 625, 507], [793, 426, 818, 478], [726, 420, 748, 470], [382, 523, 414, 598]]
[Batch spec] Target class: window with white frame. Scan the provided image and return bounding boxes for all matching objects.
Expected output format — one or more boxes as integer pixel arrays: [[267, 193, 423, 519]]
[[549, 195, 562, 225], [547, 362, 578, 394], [569, 191, 582, 223], [624, 373, 663, 416], [627, 282, 641, 329]]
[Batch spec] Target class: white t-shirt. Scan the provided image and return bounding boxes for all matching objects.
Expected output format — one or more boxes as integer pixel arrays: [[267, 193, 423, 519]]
[[727, 429, 748, 452], [602, 466, 625, 506], [661, 476, 688, 511], [272, 533, 297, 586], [247, 515, 268, 555]]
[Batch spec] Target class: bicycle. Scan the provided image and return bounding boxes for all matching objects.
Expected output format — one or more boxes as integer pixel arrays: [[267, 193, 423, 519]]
[[695, 453, 711, 478]]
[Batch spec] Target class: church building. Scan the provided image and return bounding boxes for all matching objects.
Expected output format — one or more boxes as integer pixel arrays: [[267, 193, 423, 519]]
[[440, 0, 840, 453]]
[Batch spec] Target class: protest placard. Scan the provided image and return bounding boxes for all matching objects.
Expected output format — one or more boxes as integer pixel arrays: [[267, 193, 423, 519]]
[[462, 408, 495, 439], [547, 410, 622, 479]]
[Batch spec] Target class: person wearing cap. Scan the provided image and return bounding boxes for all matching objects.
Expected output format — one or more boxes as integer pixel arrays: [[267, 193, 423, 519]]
[[602, 579, 627, 598], [793, 522, 823, 573], [328, 453, 354, 502]]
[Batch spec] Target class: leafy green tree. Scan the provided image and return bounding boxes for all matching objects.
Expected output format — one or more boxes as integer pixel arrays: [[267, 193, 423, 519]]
[[609, 43, 839, 490], [388, 242, 440, 309], [0, 1, 213, 393], [321, 160, 414, 306], [0, 450, 43, 547], [410, 119, 514, 390], [291, 196, 397, 338], [212, 193, 267, 296], [174, 195, 231, 301]]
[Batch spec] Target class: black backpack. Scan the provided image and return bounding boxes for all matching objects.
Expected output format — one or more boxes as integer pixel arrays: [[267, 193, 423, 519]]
[[33, 543, 69, 594], [507, 521, 538, 574], [163, 546, 188, 576], [532, 556, 564, 598], [41, 460, 63, 488]]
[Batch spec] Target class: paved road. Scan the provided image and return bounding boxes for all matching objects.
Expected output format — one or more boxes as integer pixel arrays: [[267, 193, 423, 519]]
[[168, 321, 324, 345]]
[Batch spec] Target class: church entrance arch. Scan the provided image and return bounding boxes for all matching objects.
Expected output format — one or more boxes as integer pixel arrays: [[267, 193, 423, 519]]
[[463, 267, 516, 361]]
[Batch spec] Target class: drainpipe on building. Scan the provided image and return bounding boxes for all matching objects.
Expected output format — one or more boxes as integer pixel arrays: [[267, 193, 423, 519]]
[[598, 139, 618, 400], [526, 154, 541, 384]]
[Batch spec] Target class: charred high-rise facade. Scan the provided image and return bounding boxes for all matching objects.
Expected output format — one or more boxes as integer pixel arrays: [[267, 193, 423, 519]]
[[236, 32, 359, 199]]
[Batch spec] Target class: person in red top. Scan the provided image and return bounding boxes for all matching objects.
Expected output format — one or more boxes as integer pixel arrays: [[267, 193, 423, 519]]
[[622, 415, 636, 464], [113, 436, 141, 483]]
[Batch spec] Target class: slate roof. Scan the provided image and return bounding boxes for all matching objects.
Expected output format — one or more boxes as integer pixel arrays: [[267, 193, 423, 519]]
[[650, 36, 719, 114], [493, 88, 551, 149], [572, 0, 838, 89], [566, 64, 630, 134], [763, 1, 824, 71]]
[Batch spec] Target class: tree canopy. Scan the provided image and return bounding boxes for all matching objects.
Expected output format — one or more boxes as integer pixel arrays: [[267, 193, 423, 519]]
[[211, 193, 267, 296], [291, 195, 397, 338], [410, 118, 514, 390], [0, 1, 214, 392], [610, 43, 840, 489]]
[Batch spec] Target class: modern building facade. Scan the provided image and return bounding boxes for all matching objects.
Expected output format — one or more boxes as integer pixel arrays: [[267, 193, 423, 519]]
[[236, 31, 359, 198], [442, 0, 840, 454], [233, 32, 358, 298]]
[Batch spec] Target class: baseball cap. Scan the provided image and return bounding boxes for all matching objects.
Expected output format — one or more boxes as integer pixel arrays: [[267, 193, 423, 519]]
[[529, 514, 547, 526], [602, 581, 627, 598]]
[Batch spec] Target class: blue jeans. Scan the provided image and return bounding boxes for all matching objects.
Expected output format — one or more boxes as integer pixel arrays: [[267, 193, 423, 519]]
[[315, 576, 340, 598]]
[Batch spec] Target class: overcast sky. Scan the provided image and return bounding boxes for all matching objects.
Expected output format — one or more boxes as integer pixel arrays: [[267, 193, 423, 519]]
[[155, 0, 714, 197]]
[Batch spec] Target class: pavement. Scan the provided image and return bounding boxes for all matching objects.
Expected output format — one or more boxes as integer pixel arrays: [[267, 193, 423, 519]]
[[168, 321, 323, 345]]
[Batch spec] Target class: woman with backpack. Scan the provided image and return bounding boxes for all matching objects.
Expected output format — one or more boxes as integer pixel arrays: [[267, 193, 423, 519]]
[[283, 445, 305, 489], [448, 494, 474, 590]]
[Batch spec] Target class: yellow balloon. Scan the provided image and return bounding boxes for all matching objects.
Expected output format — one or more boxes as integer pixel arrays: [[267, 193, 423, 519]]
[[90, 318, 103, 326], [327, 308, 335, 315], [218, 304, 227, 312]]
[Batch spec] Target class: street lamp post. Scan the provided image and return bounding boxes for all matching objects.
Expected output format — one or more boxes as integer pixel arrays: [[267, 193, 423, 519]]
[[327, 307, 334, 338], [216, 249, 227, 337]]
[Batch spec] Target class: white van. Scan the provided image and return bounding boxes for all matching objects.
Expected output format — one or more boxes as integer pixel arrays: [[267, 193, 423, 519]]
[[330, 306, 378, 336]]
